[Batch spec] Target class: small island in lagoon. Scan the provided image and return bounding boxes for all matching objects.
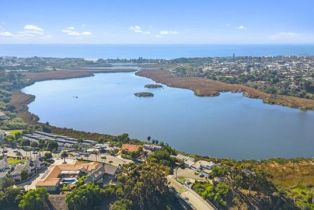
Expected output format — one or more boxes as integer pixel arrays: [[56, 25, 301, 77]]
[[144, 83, 163, 88], [134, 92, 154, 97]]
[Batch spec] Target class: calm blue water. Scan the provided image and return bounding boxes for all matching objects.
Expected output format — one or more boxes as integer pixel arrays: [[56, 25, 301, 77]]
[[1, 44, 314, 59], [22, 72, 314, 160]]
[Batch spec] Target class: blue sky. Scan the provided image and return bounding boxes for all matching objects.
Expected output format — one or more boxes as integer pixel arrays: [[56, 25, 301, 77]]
[[0, 0, 313, 44]]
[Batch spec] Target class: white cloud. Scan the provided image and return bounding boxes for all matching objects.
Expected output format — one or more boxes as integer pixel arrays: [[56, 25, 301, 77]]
[[268, 32, 297, 41], [0, 31, 14, 37], [159, 30, 178, 35], [155, 30, 179, 38], [267, 32, 314, 43], [129, 25, 151, 34], [0, 24, 48, 39], [24, 24, 44, 34], [62, 26, 92, 36], [237, 25, 247, 30]]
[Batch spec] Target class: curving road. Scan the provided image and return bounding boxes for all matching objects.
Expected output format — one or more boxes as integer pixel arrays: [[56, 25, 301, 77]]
[[167, 175, 217, 210]]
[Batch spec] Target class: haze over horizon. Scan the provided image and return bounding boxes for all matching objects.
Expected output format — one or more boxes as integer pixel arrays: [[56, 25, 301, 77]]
[[0, 0, 314, 45]]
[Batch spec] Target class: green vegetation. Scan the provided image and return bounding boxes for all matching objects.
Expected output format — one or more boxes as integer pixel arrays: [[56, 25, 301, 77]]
[[0, 187, 24, 210], [256, 159, 314, 209], [66, 183, 103, 210], [190, 160, 298, 209], [114, 162, 182, 209], [18, 188, 49, 210], [110, 199, 132, 210], [134, 92, 154, 97], [193, 181, 230, 207], [0, 177, 15, 190], [0, 57, 112, 71], [144, 84, 163, 88], [7, 157, 26, 165], [172, 56, 314, 100], [147, 145, 176, 167], [0, 57, 314, 209]]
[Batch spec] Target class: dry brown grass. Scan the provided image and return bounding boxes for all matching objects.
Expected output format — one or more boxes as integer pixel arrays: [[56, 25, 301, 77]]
[[258, 160, 314, 188], [23, 70, 95, 82], [136, 70, 314, 110]]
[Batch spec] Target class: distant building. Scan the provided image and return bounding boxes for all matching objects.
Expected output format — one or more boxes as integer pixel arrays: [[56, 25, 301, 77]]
[[0, 111, 8, 120], [0, 156, 9, 172], [11, 162, 31, 182], [175, 154, 195, 168], [0, 130, 5, 141], [143, 144, 162, 152], [191, 160, 216, 171]]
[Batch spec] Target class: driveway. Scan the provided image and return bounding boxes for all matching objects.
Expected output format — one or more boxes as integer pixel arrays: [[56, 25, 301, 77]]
[[167, 175, 216, 210]]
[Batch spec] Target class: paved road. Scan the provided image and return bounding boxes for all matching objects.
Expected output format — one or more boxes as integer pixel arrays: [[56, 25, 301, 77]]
[[167, 175, 216, 210]]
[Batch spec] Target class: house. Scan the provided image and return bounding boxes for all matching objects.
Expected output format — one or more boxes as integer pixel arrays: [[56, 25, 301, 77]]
[[85, 164, 106, 183], [0, 111, 8, 120], [11, 162, 31, 182], [0, 172, 8, 187], [143, 144, 162, 152], [191, 160, 216, 171], [35, 161, 105, 192], [29, 154, 45, 172], [121, 144, 142, 153], [0, 130, 5, 141], [0, 156, 9, 172], [175, 154, 195, 168], [104, 164, 118, 176]]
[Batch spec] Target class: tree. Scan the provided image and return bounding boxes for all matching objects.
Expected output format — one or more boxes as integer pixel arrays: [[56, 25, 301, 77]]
[[116, 162, 178, 209], [21, 139, 30, 147], [116, 133, 129, 143], [110, 199, 132, 210], [44, 152, 53, 160], [66, 183, 103, 210], [0, 176, 15, 190], [0, 187, 24, 209], [21, 170, 28, 181], [47, 141, 58, 152], [147, 146, 176, 167], [18, 188, 48, 210], [77, 138, 83, 151], [30, 141, 38, 148], [61, 151, 68, 163]]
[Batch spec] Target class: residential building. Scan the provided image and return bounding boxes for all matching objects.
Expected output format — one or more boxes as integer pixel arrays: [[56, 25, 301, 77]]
[[121, 144, 142, 153], [0, 130, 5, 141], [191, 160, 216, 171], [143, 144, 162, 152], [175, 154, 195, 168], [35, 161, 105, 192], [11, 162, 31, 182], [0, 155, 9, 172], [0, 111, 8, 120]]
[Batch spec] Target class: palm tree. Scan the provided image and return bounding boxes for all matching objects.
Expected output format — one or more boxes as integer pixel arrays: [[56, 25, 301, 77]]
[[61, 151, 68, 164], [93, 150, 99, 162], [77, 138, 83, 151]]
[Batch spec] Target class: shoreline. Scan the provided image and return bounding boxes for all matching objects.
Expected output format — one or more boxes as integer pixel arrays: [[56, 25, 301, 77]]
[[11, 69, 136, 124], [9, 69, 314, 160], [136, 70, 314, 110]]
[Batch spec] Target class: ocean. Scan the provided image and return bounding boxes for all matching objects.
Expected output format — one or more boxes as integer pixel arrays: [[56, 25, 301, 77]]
[[1, 44, 314, 59]]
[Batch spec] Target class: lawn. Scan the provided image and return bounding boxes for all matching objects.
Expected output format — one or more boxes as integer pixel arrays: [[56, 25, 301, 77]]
[[8, 129, 23, 135], [7, 157, 26, 165]]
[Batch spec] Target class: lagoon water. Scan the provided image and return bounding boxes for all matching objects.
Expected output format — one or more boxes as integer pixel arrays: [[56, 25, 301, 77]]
[[23, 72, 314, 160]]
